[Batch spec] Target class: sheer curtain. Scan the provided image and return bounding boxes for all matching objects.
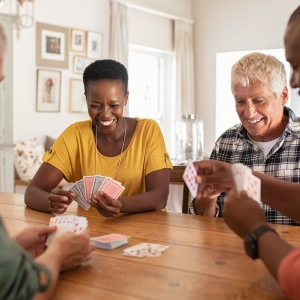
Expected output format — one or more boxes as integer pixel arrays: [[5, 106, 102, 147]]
[[166, 20, 195, 213], [109, 1, 129, 115], [174, 20, 195, 119], [109, 1, 129, 67]]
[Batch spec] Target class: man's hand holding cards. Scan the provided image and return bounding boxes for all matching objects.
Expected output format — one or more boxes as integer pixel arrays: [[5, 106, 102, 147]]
[[69, 175, 125, 211], [231, 163, 261, 202]]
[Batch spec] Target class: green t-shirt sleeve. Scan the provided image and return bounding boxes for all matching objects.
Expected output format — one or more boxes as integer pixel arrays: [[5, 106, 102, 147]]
[[0, 219, 51, 300]]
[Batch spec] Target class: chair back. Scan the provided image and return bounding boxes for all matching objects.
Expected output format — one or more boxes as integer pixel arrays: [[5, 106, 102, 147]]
[[169, 165, 190, 214]]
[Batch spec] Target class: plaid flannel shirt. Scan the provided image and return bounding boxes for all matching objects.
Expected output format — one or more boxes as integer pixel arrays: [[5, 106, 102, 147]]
[[212, 106, 300, 226]]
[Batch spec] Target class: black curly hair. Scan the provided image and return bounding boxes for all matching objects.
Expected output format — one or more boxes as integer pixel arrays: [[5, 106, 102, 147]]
[[83, 59, 128, 94]]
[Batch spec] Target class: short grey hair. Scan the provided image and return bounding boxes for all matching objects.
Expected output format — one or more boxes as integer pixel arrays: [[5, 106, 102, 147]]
[[231, 52, 287, 97]]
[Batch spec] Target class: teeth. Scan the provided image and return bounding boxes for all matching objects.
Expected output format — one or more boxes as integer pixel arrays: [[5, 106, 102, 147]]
[[247, 119, 261, 124], [99, 120, 114, 126]]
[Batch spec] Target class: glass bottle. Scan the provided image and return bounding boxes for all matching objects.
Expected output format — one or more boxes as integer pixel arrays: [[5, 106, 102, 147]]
[[175, 114, 204, 165]]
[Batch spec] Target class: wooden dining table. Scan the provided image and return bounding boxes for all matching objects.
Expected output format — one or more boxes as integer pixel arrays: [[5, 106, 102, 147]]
[[1, 192, 299, 299]]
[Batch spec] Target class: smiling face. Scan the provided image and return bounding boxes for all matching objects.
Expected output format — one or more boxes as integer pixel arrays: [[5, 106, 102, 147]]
[[284, 21, 300, 94], [86, 79, 128, 135], [234, 80, 288, 142]]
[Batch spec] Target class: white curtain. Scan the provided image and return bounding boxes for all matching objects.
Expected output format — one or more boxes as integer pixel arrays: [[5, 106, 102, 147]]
[[109, 1, 129, 115], [174, 20, 195, 119], [167, 20, 195, 213], [109, 1, 129, 68]]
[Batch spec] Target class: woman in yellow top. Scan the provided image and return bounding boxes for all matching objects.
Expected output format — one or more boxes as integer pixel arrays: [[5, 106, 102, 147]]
[[25, 59, 172, 217]]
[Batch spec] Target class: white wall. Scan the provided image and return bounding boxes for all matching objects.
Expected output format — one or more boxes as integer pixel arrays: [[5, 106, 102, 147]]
[[191, 0, 300, 155], [3, 0, 191, 144], [12, 0, 110, 143]]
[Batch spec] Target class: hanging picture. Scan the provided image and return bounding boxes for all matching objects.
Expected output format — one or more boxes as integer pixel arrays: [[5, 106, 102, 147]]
[[36, 69, 61, 112], [36, 22, 69, 69], [70, 28, 86, 53], [69, 79, 87, 113], [73, 55, 85, 74], [87, 31, 102, 59]]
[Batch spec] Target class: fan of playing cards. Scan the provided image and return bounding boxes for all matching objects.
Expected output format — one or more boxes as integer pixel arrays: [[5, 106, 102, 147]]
[[46, 215, 88, 246], [70, 175, 125, 210]]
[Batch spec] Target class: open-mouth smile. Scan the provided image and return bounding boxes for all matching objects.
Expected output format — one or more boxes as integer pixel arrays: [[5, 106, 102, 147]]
[[97, 119, 116, 126], [247, 118, 262, 124]]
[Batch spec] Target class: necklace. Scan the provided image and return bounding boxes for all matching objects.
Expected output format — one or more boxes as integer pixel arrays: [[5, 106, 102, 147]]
[[95, 117, 127, 181]]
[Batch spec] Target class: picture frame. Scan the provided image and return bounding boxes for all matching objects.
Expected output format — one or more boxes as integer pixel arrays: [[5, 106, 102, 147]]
[[73, 55, 85, 74], [69, 79, 87, 113], [87, 31, 102, 59], [36, 69, 61, 112], [36, 22, 69, 69], [70, 28, 86, 53]]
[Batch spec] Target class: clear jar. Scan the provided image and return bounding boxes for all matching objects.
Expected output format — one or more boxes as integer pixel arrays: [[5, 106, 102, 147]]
[[175, 114, 204, 165]]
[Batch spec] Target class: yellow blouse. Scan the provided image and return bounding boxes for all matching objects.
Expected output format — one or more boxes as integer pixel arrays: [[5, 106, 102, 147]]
[[43, 118, 172, 197]]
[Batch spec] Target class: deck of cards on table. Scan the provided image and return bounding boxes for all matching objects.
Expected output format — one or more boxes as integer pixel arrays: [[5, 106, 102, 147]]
[[231, 163, 261, 202], [123, 243, 169, 258], [46, 216, 88, 246], [182, 160, 199, 198], [70, 175, 125, 210], [91, 233, 130, 249]]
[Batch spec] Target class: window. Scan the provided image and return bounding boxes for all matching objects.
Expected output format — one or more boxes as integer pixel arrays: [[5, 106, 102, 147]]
[[128, 45, 175, 156]]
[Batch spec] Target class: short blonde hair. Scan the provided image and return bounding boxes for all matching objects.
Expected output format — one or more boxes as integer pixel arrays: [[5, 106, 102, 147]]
[[231, 52, 287, 97]]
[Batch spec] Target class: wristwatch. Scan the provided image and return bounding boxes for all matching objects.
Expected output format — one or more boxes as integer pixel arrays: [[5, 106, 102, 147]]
[[244, 225, 277, 260]]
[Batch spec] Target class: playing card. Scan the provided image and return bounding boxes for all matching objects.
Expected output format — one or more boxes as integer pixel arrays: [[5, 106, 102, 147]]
[[46, 223, 71, 246], [83, 176, 95, 201], [182, 160, 198, 198], [76, 179, 86, 199], [243, 172, 261, 203], [123, 243, 169, 258], [91, 175, 105, 197], [102, 180, 125, 199], [231, 163, 261, 202], [99, 177, 112, 192], [70, 185, 91, 210]]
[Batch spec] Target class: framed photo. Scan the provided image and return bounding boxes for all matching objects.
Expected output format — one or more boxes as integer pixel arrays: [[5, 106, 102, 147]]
[[73, 55, 85, 74], [36, 22, 69, 69], [70, 28, 86, 53], [87, 31, 102, 59], [36, 69, 61, 112], [69, 79, 87, 113]]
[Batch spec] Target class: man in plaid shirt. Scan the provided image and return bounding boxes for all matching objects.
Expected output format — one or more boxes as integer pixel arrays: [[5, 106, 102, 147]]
[[190, 52, 300, 226]]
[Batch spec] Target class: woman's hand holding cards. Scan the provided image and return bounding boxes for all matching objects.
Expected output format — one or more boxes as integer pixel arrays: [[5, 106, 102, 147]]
[[48, 189, 74, 214], [89, 192, 122, 217]]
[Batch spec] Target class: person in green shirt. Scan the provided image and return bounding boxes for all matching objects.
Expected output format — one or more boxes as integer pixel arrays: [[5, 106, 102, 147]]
[[0, 22, 95, 300], [0, 219, 95, 300]]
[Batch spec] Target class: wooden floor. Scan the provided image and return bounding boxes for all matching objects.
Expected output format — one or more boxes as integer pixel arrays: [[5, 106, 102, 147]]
[[0, 192, 294, 299]]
